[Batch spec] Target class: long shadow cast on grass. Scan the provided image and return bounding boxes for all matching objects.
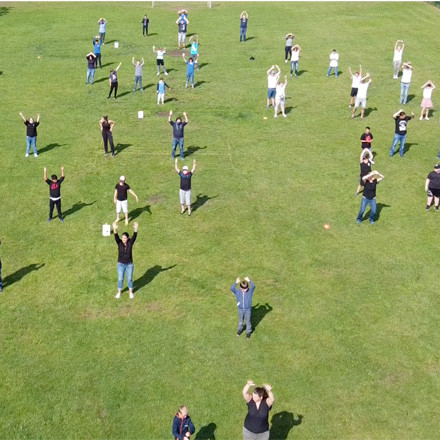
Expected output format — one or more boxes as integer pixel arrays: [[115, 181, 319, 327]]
[[2, 263, 45, 288], [38, 143, 66, 155], [185, 145, 207, 158], [133, 264, 177, 292], [251, 303, 273, 331], [195, 423, 217, 440], [114, 143, 132, 155], [403, 142, 418, 155], [405, 94, 415, 104], [191, 194, 218, 213], [129, 204, 152, 221], [270, 412, 303, 440], [63, 201, 96, 219], [359, 203, 390, 222]]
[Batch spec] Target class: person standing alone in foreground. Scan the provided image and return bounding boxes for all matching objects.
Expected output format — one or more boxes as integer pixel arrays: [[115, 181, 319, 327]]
[[230, 277, 256, 339], [168, 110, 188, 160], [425, 164, 440, 211], [114, 176, 139, 226], [242, 381, 275, 440], [175, 158, 196, 215], [112, 221, 138, 299], [172, 406, 195, 440], [389, 109, 414, 158], [19, 112, 40, 157], [356, 170, 384, 225], [44, 166, 65, 223]]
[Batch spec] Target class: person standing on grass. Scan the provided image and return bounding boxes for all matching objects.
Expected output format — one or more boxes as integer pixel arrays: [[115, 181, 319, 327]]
[[267, 65, 280, 108], [393, 40, 404, 79], [112, 221, 138, 299], [99, 115, 115, 157], [98, 18, 107, 44], [348, 65, 362, 108], [93, 36, 102, 68], [176, 16, 189, 49], [132, 57, 144, 91], [326, 49, 339, 77], [230, 277, 256, 339], [351, 73, 372, 119], [175, 158, 196, 216], [153, 46, 168, 76], [356, 170, 384, 225], [400, 62, 413, 104], [420, 81, 435, 120], [172, 406, 195, 440], [178, 9, 189, 24], [242, 381, 275, 440], [114, 176, 139, 226], [425, 164, 440, 211], [389, 109, 414, 157], [108, 63, 121, 99], [141, 14, 150, 37], [274, 75, 288, 118], [290, 44, 301, 78], [168, 110, 188, 160], [189, 35, 199, 70], [355, 149, 374, 197], [182, 54, 195, 89], [360, 127, 374, 152], [284, 33, 295, 62], [19, 112, 40, 158], [86, 52, 97, 84], [157, 77, 170, 105], [240, 11, 248, 42], [44, 166, 65, 223]]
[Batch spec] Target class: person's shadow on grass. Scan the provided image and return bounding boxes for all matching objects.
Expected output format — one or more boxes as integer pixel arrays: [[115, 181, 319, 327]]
[[133, 264, 176, 292], [2, 263, 45, 288], [129, 204, 152, 221], [38, 143, 66, 155], [375, 203, 391, 220], [115, 143, 132, 155], [270, 412, 303, 440], [194, 422, 217, 440], [406, 94, 415, 104], [363, 107, 378, 118], [63, 201, 96, 219], [185, 146, 207, 158], [191, 194, 218, 213], [403, 142, 418, 155], [251, 303, 273, 331]]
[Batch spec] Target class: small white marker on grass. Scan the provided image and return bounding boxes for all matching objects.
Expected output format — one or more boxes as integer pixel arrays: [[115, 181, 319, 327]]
[[138, 111, 144, 119]]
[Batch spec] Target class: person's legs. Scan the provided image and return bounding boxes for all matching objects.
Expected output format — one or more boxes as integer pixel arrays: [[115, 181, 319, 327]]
[[171, 138, 178, 158], [143, 25, 147, 36], [281, 101, 286, 117], [420, 108, 425, 120], [179, 189, 186, 213], [179, 138, 184, 159], [356, 197, 369, 222], [242, 427, 258, 440], [49, 199, 55, 220], [101, 32, 106, 44], [31, 137, 37, 155], [116, 262, 126, 296], [157, 92, 160, 105], [285, 46, 290, 61], [393, 61, 401, 78], [399, 134, 406, 157], [134, 76, 138, 91], [191, 73, 194, 87], [115, 200, 121, 222], [86, 68, 91, 84], [161, 93, 165, 104], [244, 309, 252, 335], [403, 83, 409, 104], [108, 132, 115, 156], [425, 108, 430, 120], [126, 263, 134, 298], [162, 64, 168, 75], [108, 84, 114, 98], [434, 197, 439, 210], [294, 61, 298, 76], [114, 82, 118, 99], [157, 63, 160, 75], [102, 133, 108, 155], [360, 102, 366, 119], [185, 190, 191, 215], [243, 29, 247, 41], [335, 66, 339, 77], [274, 101, 279, 117], [26, 136, 32, 156], [237, 308, 245, 334], [186, 74, 189, 88], [98, 53, 102, 68], [90, 68, 96, 84], [55, 200, 62, 220], [369, 198, 377, 223], [290, 61, 294, 76], [326, 66, 332, 77], [427, 195, 433, 209], [389, 133, 400, 157]]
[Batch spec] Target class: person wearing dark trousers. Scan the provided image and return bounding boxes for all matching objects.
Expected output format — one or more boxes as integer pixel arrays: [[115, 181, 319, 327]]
[[230, 277, 256, 339], [175, 158, 196, 215], [389, 109, 414, 157], [141, 15, 150, 36], [19, 112, 40, 157], [93, 36, 102, 68], [44, 166, 65, 223], [112, 221, 138, 299], [99, 116, 115, 157], [425, 164, 440, 211], [242, 381, 275, 440], [168, 110, 188, 160], [86, 52, 97, 84], [356, 170, 384, 225], [172, 406, 196, 440], [0, 238, 3, 293], [355, 149, 374, 197], [284, 33, 295, 62], [240, 11, 248, 41], [108, 62, 121, 99]]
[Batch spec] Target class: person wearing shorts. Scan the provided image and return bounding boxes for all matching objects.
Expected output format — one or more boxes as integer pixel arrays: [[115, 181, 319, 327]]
[[425, 164, 440, 211], [267, 65, 280, 108], [352, 73, 371, 119], [348, 65, 361, 108], [114, 176, 139, 226], [176, 17, 188, 49], [175, 159, 196, 216], [153, 46, 168, 75]]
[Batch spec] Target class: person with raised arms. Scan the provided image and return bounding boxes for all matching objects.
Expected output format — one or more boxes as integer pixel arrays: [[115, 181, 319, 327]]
[[108, 62, 122, 99], [274, 75, 288, 118], [92, 35, 102, 69], [393, 39, 404, 79], [98, 18, 107, 44], [19, 112, 40, 158], [230, 276, 256, 339], [189, 35, 200, 70], [290, 44, 301, 78], [132, 57, 144, 92], [284, 33, 295, 63], [44, 166, 65, 223], [267, 65, 280, 108], [420, 81, 435, 120], [389, 109, 414, 157], [182, 54, 195, 89], [85, 52, 97, 84], [153, 46, 168, 76], [356, 170, 384, 225], [351, 73, 372, 119], [175, 158, 196, 216], [240, 11, 249, 42], [355, 149, 374, 197], [176, 14, 189, 49], [348, 65, 362, 108], [399, 61, 413, 105]]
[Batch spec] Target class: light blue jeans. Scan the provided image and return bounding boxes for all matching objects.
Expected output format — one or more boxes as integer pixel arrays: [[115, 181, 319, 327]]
[[327, 66, 338, 77], [186, 73, 194, 86], [238, 308, 252, 334], [117, 263, 134, 289], [26, 136, 37, 155], [400, 82, 410, 104], [86, 68, 96, 84], [240, 27, 247, 41], [172, 137, 184, 159], [390, 133, 406, 157], [357, 197, 377, 223], [134, 76, 143, 91], [291, 61, 299, 75]]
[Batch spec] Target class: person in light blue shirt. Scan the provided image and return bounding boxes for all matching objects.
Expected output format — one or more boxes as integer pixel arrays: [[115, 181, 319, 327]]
[[93, 36, 102, 68], [98, 18, 107, 44], [156, 78, 170, 104], [189, 35, 199, 70], [182, 54, 195, 88], [230, 277, 256, 339]]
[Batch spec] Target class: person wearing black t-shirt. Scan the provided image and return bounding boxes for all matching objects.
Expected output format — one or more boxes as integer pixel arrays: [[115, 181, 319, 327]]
[[19, 112, 40, 157], [114, 176, 139, 226], [425, 164, 440, 211], [389, 109, 414, 157], [112, 221, 138, 299], [360, 127, 374, 151], [141, 15, 150, 37], [356, 170, 384, 225], [86, 52, 97, 84], [242, 381, 275, 440], [175, 158, 196, 215], [99, 115, 116, 157], [44, 166, 65, 223], [355, 149, 374, 196], [169, 110, 189, 160], [108, 62, 121, 99]]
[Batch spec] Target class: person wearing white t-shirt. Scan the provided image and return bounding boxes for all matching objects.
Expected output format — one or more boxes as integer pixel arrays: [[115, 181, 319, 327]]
[[267, 65, 280, 108], [393, 40, 404, 79], [352, 74, 372, 119], [153, 46, 168, 76], [274, 75, 288, 118], [420, 81, 435, 120], [326, 49, 339, 78], [290, 44, 301, 78], [400, 62, 413, 105], [348, 65, 362, 108]]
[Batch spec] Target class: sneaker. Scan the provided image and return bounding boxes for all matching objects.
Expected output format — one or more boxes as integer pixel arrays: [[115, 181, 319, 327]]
[[369, 220, 375, 225], [426, 117, 430, 120], [285, 60, 288, 63], [266, 105, 269, 109], [181, 210, 185, 214], [115, 292, 121, 299], [164, 72, 168, 76], [426, 207, 431, 211], [104, 153, 108, 157], [47, 218, 51, 222], [188, 211, 191, 216], [237, 330, 243, 337], [59, 218, 64, 223], [34, 153, 38, 157], [356, 219, 361, 224], [246, 333, 251, 340], [274, 114, 277, 118], [156, 72, 160, 76], [283, 114, 287, 118], [25, 153, 29, 158], [419, 116, 423, 120], [111, 154, 115, 158], [129, 291, 134, 299], [0, 288, 3, 293], [435, 207, 439, 212], [349, 105, 352, 109]]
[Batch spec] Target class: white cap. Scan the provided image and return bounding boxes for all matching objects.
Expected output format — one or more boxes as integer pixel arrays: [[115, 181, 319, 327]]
[[182, 166, 189, 171], [119, 175, 126, 181]]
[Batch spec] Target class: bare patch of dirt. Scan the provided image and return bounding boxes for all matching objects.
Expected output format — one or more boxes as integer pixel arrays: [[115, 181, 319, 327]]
[[156, 112, 169, 117], [147, 194, 165, 204]]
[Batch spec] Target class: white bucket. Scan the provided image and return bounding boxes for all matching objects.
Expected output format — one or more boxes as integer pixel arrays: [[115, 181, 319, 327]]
[[102, 223, 111, 236], [114, 41, 119, 48], [138, 110, 144, 119]]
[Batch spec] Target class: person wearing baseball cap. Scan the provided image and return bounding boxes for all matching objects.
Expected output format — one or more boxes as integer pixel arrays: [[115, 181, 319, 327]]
[[425, 164, 440, 211], [114, 175, 139, 226], [174, 159, 196, 215]]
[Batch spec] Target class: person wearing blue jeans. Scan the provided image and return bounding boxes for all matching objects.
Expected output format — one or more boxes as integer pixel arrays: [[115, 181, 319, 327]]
[[132, 57, 144, 91], [399, 62, 413, 104], [182, 54, 195, 88], [230, 276, 256, 339], [113, 221, 138, 299], [326, 49, 339, 77], [19, 112, 40, 157], [389, 109, 414, 157], [168, 110, 188, 160], [86, 52, 96, 84], [356, 171, 384, 225], [240, 11, 248, 42], [98, 18, 107, 44]]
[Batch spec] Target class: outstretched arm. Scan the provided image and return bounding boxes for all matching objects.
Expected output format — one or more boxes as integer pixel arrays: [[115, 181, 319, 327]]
[[44, 167, 47, 181], [182, 53, 187, 63], [242, 380, 254, 403], [183, 111, 188, 123], [191, 159, 196, 173], [132, 57, 135, 66], [133, 222, 138, 233], [141, 58, 144, 67], [36, 113, 40, 123], [115, 62, 122, 71], [348, 67, 353, 76], [168, 110, 173, 122], [267, 65, 274, 75], [60, 166, 64, 178], [19, 112, 26, 122], [175, 158, 180, 173], [152, 46, 157, 53], [128, 189, 139, 203], [264, 384, 275, 407]]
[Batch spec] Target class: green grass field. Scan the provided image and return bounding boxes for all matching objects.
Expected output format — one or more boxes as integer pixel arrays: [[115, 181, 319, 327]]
[[1, 1, 440, 439]]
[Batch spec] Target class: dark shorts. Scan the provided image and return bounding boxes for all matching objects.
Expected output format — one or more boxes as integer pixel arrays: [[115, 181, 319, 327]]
[[156, 59, 164, 66], [351, 87, 358, 97], [429, 187, 440, 197], [360, 176, 366, 186]]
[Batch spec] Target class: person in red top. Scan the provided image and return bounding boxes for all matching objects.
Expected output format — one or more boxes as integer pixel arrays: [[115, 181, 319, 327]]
[[44, 166, 65, 222]]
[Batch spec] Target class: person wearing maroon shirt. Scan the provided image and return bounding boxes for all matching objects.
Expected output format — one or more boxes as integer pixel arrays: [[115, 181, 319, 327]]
[[360, 127, 373, 151], [242, 381, 275, 440], [19, 112, 40, 157], [44, 166, 65, 222]]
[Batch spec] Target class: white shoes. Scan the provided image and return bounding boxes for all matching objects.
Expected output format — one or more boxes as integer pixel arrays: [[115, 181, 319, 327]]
[[165, 72, 168, 76], [34, 153, 38, 157], [426, 117, 430, 120], [25, 153, 29, 157], [115, 292, 121, 299], [129, 292, 134, 299], [156, 72, 159, 76]]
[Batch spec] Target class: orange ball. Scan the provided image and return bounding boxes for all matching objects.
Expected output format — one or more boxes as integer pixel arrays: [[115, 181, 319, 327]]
[[323, 224, 330, 230]]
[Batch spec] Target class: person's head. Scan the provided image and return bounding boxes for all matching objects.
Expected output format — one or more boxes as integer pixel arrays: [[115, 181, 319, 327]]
[[182, 165, 189, 175], [252, 387, 268, 403], [136, 60, 140, 66], [51, 174, 58, 182], [362, 155, 369, 163], [427, 82, 433, 88], [354, 71, 359, 76], [102, 115, 108, 122], [176, 117, 182, 124], [29, 117, 34, 123], [293, 46, 299, 52], [95, 39, 99, 44], [332, 49, 336, 52], [399, 111, 406, 119], [435, 164, 440, 173], [240, 280, 249, 293], [188, 57, 193, 63], [144, 15, 147, 18], [365, 127, 370, 134], [121, 232, 129, 244], [119, 175, 126, 185], [159, 77, 163, 82], [178, 406, 188, 417], [270, 70, 276, 76], [110, 69, 114, 74]]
